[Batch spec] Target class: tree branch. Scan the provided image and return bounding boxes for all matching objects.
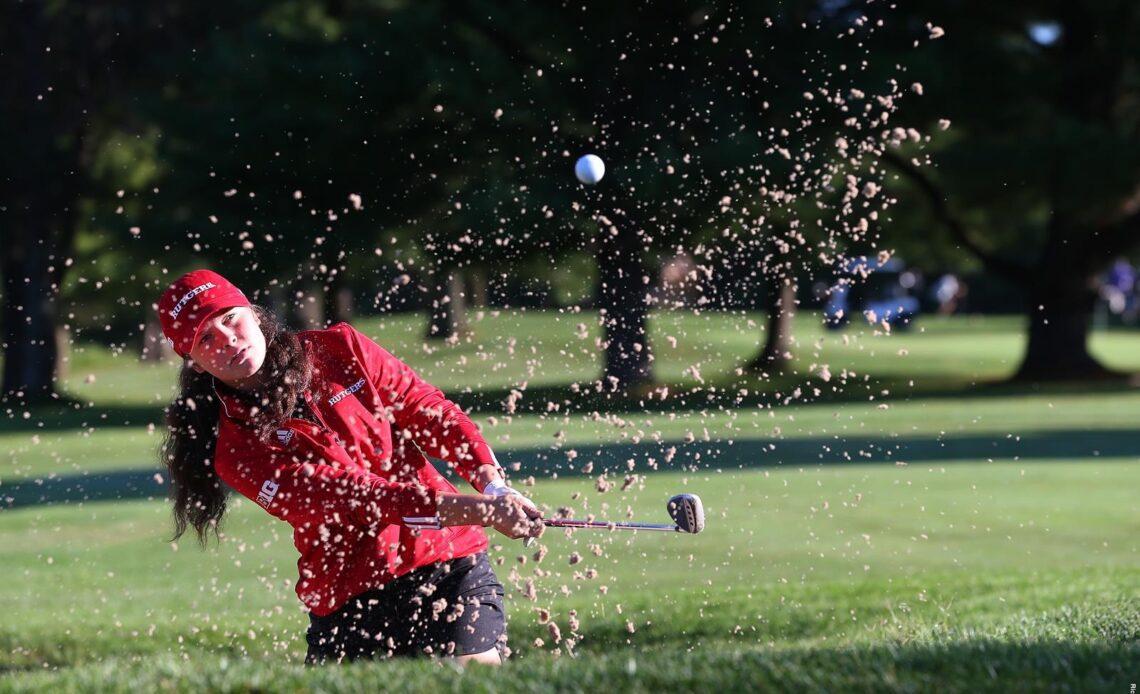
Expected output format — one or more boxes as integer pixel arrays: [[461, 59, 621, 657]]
[[880, 148, 1031, 285], [449, 2, 548, 76]]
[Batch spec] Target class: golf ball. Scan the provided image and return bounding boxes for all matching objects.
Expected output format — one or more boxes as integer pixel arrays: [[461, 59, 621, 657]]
[[575, 154, 605, 184]]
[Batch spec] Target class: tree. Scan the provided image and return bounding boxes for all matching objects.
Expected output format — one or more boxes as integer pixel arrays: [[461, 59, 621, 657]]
[[0, 1, 281, 401], [870, 2, 1140, 380], [664, 4, 935, 376], [1, 7, 73, 400], [2, 3, 176, 401]]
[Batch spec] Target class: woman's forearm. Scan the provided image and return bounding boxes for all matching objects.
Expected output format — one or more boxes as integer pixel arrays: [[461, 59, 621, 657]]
[[437, 492, 493, 527], [436, 491, 543, 539], [471, 463, 502, 492]]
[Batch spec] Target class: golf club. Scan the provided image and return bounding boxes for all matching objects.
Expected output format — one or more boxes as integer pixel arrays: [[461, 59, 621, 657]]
[[543, 493, 705, 534]]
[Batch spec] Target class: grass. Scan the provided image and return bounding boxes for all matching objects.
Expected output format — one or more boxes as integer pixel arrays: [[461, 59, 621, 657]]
[[27, 310, 1140, 410], [5, 310, 1140, 482], [2, 310, 1139, 691], [2, 464, 1138, 691]]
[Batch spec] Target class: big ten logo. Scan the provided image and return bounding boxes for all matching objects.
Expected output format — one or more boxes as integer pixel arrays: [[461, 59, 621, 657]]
[[256, 479, 281, 508]]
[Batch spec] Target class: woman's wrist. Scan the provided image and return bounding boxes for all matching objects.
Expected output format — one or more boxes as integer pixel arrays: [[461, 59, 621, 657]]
[[473, 463, 503, 492], [436, 490, 543, 539], [482, 479, 513, 496]]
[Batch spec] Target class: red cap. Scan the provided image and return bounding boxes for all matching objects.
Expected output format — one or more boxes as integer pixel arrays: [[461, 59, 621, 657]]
[[157, 269, 250, 357]]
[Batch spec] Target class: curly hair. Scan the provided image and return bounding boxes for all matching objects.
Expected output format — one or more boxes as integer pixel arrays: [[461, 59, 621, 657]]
[[160, 306, 311, 544]]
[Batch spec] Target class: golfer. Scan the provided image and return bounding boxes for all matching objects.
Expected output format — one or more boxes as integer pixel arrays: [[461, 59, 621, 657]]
[[157, 269, 543, 664]]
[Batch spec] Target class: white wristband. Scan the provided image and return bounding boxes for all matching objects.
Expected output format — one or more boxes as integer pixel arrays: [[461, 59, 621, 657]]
[[483, 479, 518, 497], [484, 479, 538, 511]]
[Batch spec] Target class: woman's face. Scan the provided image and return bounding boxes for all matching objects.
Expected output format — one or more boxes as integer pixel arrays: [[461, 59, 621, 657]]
[[187, 306, 268, 389]]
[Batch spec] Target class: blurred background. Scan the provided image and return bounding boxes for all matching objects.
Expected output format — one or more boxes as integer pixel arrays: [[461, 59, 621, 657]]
[[4, 0, 1140, 403]]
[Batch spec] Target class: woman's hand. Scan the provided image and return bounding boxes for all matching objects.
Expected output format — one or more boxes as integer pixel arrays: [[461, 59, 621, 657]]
[[485, 493, 544, 539], [437, 492, 544, 539]]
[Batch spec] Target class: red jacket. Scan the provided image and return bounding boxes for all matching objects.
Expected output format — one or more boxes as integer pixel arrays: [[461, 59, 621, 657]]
[[214, 323, 498, 616]]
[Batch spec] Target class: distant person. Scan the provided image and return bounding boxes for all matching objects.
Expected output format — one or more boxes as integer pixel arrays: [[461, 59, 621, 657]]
[[156, 269, 543, 664], [932, 273, 966, 315], [1102, 258, 1136, 321]]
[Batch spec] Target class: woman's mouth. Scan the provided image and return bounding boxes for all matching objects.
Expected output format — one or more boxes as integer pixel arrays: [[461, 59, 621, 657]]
[[229, 347, 248, 367]]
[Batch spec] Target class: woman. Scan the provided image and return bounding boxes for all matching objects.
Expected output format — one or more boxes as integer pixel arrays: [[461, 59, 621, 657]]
[[158, 269, 543, 664]]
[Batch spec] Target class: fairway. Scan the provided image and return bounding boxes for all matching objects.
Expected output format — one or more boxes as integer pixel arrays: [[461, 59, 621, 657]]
[[8, 311, 1140, 482], [2, 311, 1139, 691], [3, 461, 1138, 691]]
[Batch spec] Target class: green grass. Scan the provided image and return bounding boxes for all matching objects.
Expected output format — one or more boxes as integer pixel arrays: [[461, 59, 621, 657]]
[[2, 310, 1139, 690], [8, 387, 1140, 482], [2, 463, 1138, 691], [35, 310, 1140, 408], [6, 311, 1140, 482]]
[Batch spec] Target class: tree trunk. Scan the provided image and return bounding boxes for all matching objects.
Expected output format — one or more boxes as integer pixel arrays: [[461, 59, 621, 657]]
[[290, 283, 326, 330], [0, 165, 77, 403], [597, 215, 653, 393], [468, 269, 488, 308], [749, 280, 797, 373], [1, 232, 63, 403], [140, 318, 175, 362], [0, 2, 77, 404], [1013, 270, 1118, 381], [54, 325, 71, 383], [425, 270, 469, 341], [322, 271, 353, 325]]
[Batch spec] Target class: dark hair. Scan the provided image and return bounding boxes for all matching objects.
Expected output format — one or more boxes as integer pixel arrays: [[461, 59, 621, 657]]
[[161, 306, 311, 545]]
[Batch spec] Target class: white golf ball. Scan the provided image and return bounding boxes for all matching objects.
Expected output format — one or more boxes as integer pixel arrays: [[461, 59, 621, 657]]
[[575, 154, 605, 184]]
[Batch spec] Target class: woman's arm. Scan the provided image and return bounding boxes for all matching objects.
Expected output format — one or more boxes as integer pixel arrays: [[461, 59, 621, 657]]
[[471, 463, 505, 491], [437, 491, 543, 540], [216, 420, 442, 531], [347, 325, 506, 486]]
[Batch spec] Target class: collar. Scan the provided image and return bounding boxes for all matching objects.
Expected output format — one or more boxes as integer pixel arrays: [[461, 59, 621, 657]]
[[214, 379, 324, 436]]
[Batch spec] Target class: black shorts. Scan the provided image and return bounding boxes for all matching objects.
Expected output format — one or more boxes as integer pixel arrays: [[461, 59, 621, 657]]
[[305, 552, 507, 663]]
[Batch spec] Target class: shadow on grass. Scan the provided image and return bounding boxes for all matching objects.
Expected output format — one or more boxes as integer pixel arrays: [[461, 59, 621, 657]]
[[568, 638, 1140, 692], [4, 427, 1138, 510], [0, 402, 165, 434]]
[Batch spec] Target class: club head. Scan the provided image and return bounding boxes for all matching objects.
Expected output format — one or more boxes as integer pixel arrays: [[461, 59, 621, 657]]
[[667, 493, 705, 534]]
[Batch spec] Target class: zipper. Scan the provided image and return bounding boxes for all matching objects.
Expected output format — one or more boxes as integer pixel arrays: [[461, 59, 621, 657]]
[[303, 390, 345, 447], [302, 390, 330, 429]]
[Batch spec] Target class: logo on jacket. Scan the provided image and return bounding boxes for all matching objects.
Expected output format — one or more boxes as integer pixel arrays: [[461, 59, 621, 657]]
[[256, 479, 280, 509], [328, 377, 367, 406], [275, 429, 294, 446]]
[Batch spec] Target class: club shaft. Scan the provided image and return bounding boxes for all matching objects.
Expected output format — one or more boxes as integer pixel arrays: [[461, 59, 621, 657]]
[[543, 519, 680, 532]]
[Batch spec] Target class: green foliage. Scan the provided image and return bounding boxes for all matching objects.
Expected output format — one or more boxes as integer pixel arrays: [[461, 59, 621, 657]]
[[871, 2, 1140, 271], [36, 1, 956, 331]]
